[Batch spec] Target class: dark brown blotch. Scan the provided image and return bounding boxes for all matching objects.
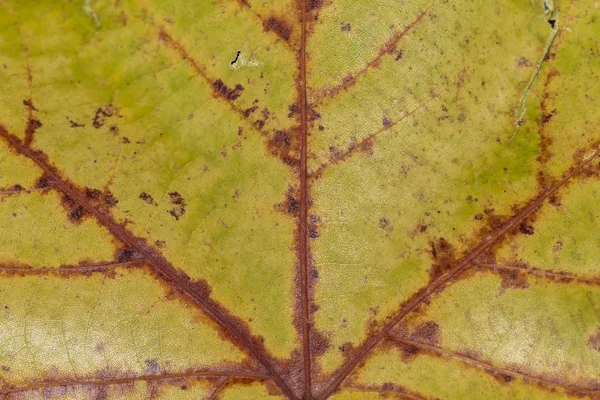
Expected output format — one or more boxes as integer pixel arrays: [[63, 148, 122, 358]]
[[263, 17, 292, 42], [139, 192, 157, 205], [212, 79, 244, 101], [92, 104, 118, 129], [168, 192, 186, 220], [61, 194, 87, 223]]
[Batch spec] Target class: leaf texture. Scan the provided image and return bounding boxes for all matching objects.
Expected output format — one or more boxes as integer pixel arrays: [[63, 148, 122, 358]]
[[0, 0, 599, 399]]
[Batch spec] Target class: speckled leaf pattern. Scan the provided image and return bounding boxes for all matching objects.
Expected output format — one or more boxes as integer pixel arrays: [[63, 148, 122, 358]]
[[0, 0, 598, 399]]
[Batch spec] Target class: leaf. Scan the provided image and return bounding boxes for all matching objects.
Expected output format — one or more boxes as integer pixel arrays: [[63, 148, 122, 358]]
[[0, 0, 598, 399]]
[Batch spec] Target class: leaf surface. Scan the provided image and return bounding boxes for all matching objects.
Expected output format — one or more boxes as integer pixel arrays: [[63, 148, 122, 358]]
[[0, 0, 599, 399]]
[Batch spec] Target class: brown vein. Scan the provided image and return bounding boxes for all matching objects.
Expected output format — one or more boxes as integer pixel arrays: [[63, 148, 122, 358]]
[[388, 336, 600, 397], [309, 9, 428, 107], [155, 25, 269, 136], [475, 262, 600, 286], [205, 377, 230, 400], [0, 126, 298, 400], [299, 0, 312, 397], [343, 384, 431, 400], [309, 94, 437, 179], [0, 370, 269, 395], [0, 260, 144, 276], [317, 143, 600, 399]]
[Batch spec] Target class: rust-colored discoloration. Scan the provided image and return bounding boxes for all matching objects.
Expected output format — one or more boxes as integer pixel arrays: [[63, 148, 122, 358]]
[[267, 129, 301, 166], [309, 9, 428, 106], [387, 336, 600, 397], [428, 238, 457, 281], [409, 321, 440, 346], [0, 125, 298, 400], [24, 117, 42, 145], [264, 17, 293, 42], [317, 142, 600, 399], [310, 96, 435, 180]]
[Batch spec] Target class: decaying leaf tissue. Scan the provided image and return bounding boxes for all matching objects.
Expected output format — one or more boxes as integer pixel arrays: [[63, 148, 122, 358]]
[[0, 0, 599, 399]]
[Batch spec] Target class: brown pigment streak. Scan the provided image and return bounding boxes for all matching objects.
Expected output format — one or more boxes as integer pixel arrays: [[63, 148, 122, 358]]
[[299, 0, 312, 397], [309, 9, 428, 107], [0, 127, 298, 400], [388, 336, 600, 396], [309, 95, 436, 179], [317, 143, 600, 399], [0, 370, 269, 395], [155, 26, 269, 137], [475, 262, 600, 287], [0, 260, 144, 276]]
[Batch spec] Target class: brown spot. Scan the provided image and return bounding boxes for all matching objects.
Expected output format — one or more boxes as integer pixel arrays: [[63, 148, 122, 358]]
[[379, 217, 392, 232], [243, 105, 258, 117], [499, 267, 530, 290], [212, 79, 244, 101], [428, 238, 457, 280], [588, 329, 600, 352], [395, 50, 404, 61], [519, 223, 534, 235], [382, 117, 392, 127], [517, 57, 532, 67], [36, 175, 53, 189], [61, 194, 87, 222], [85, 188, 102, 199], [398, 342, 420, 362], [92, 104, 118, 128], [23, 99, 38, 111], [287, 196, 299, 214], [409, 321, 440, 345], [474, 213, 483, 220], [103, 190, 119, 207], [267, 129, 299, 165], [263, 17, 292, 42], [139, 192, 156, 205], [168, 192, 186, 220], [69, 119, 85, 128], [117, 248, 137, 263], [25, 118, 42, 137], [309, 0, 324, 10], [340, 22, 351, 31]]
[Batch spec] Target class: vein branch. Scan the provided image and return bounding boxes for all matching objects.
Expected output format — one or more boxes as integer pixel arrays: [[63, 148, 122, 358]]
[[317, 143, 600, 399], [299, 0, 312, 397], [309, 9, 428, 107], [0, 370, 268, 395], [388, 336, 600, 396], [475, 262, 600, 286], [0, 126, 298, 400]]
